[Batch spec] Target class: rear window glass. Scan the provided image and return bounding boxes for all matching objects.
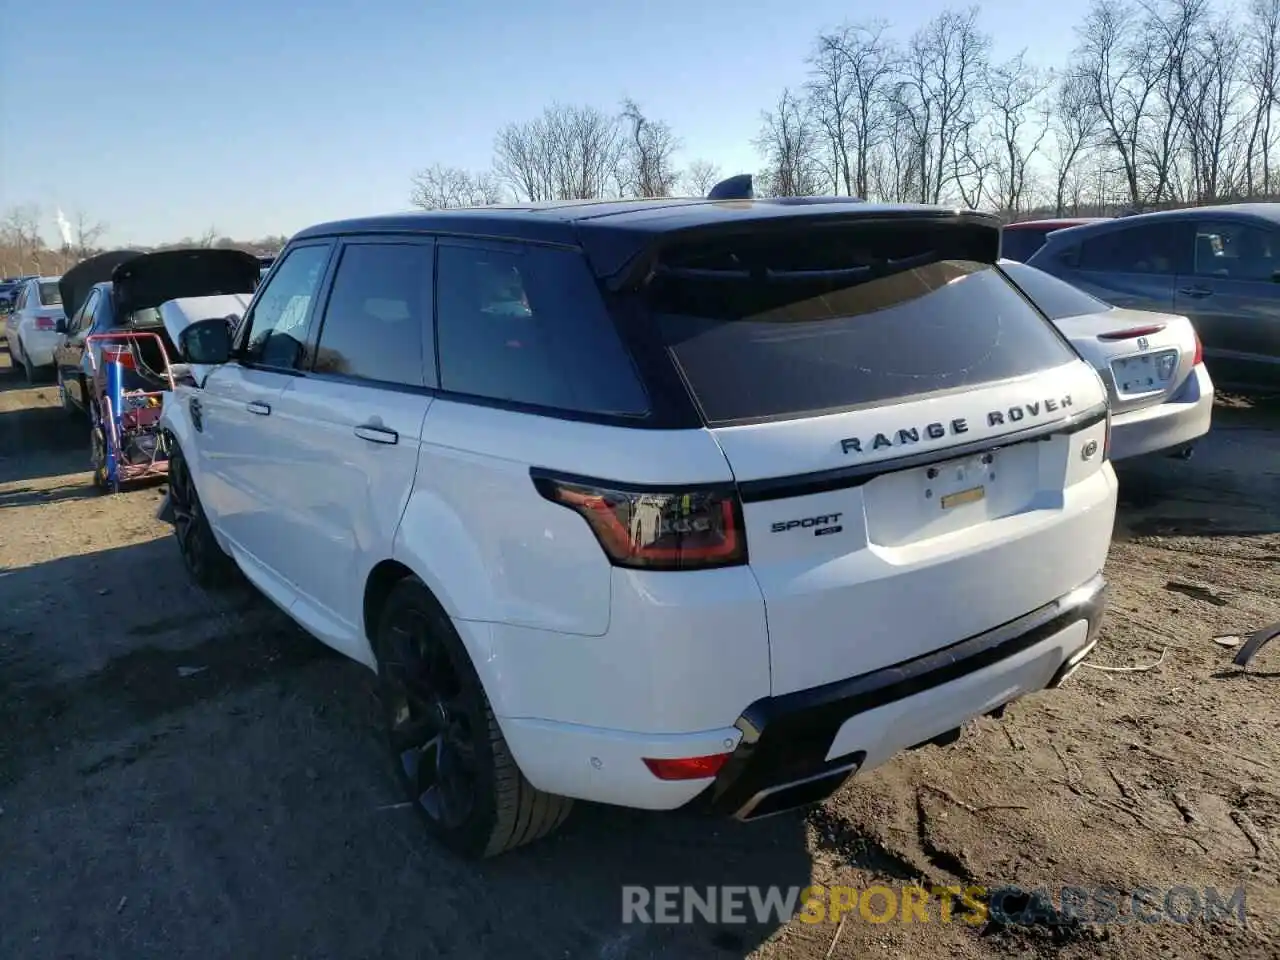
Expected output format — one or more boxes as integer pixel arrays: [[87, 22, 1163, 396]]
[[436, 242, 650, 417], [646, 226, 1076, 426], [999, 228, 1050, 262], [1000, 261, 1111, 320], [38, 282, 61, 305]]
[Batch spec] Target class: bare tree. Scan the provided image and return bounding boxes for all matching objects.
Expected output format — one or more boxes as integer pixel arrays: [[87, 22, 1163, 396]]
[[1244, 0, 1280, 193], [986, 52, 1052, 213], [1, 204, 43, 270], [682, 159, 721, 196], [754, 88, 826, 196], [72, 210, 107, 257], [896, 7, 991, 204], [1049, 71, 1100, 215], [619, 100, 682, 198], [1177, 13, 1247, 200], [410, 164, 505, 209], [494, 103, 624, 201]]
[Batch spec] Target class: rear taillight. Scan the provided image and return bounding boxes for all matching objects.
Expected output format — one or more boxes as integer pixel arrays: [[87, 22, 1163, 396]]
[[532, 471, 747, 570], [1098, 323, 1167, 341], [1192, 331, 1204, 366], [34, 315, 56, 330]]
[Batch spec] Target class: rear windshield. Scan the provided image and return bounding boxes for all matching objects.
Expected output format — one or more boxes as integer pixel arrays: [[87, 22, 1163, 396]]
[[999, 227, 1052, 262], [645, 225, 1076, 426], [38, 282, 61, 305], [1000, 261, 1111, 320]]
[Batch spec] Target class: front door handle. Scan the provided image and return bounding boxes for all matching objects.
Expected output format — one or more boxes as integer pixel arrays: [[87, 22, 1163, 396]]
[[246, 401, 271, 416], [354, 424, 398, 445], [1178, 285, 1212, 298]]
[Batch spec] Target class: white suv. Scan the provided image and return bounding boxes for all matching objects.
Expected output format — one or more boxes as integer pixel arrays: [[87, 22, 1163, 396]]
[[159, 198, 1118, 858]]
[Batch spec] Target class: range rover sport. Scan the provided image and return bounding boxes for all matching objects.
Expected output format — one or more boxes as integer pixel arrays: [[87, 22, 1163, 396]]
[[158, 193, 1118, 858]]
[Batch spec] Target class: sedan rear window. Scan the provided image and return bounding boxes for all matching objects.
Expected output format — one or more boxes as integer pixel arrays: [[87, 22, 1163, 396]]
[[999, 228, 1051, 262], [1000, 261, 1111, 320], [38, 282, 62, 305], [644, 224, 1077, 426]]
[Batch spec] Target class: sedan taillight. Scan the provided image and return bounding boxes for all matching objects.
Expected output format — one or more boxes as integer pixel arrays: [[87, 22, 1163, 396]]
[[34, 315, 56, 330]]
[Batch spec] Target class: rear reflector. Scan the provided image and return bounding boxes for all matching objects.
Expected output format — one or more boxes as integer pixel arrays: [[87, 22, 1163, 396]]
[[1193, 330, 1204, 366], [531, 471, 747, 570], [1098, 323, 1166, 341], [642, 753, 732, 781]]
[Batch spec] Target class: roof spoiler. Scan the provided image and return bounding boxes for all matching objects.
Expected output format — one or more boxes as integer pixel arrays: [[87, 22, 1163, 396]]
[[707, 174, 753, 201]]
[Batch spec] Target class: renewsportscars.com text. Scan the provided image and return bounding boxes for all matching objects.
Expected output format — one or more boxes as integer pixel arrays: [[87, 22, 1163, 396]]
[[621, 884, 1247, 927]]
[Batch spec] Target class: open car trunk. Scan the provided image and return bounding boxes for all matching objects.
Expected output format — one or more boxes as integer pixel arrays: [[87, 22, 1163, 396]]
[[111, 248, 260, 315]]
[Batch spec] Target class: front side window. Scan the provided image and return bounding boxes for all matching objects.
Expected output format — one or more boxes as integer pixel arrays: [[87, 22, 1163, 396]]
[[435, 242, 649, 416], [312, 242, 433, 388], [242, 243, 331, 369], [77, 289, 101, 334], [1194, 221, 1280, 281]]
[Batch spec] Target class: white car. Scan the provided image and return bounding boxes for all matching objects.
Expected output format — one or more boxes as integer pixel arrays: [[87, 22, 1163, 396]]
[[157, 197, 1118, 858], [1000, 259, 1214, 461], [4, 275, 66, 382]]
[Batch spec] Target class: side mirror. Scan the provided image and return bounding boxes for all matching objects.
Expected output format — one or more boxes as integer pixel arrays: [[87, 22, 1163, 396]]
[[55, 317, 68, 334], [180, 317, 233, 365]]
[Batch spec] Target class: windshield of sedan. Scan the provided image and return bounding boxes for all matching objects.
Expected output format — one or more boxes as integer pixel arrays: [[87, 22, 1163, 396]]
[[999, 260, 1112, 320]]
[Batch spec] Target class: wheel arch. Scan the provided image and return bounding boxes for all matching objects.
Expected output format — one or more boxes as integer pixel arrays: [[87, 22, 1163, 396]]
[[362, 559, 508, 716]]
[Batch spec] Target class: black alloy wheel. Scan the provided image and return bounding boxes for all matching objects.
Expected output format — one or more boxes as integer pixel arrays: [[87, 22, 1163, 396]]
[[167, 443, 235, 588], [374, 578, 572, 858]]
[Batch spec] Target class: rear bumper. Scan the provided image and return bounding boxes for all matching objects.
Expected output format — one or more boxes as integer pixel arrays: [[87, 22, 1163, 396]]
[[1109, 363, 1213, 461], [696, 572, 1108, 820], [20, 329, 60, 367]]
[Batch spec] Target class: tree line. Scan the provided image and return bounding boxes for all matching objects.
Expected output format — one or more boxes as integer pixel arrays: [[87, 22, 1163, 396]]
[[0, 203, 285, 278], [411, 0, 1280, 218]]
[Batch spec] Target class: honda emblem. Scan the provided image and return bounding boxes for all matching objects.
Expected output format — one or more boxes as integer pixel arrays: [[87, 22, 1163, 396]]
[[1137, 336, 1150, 351]]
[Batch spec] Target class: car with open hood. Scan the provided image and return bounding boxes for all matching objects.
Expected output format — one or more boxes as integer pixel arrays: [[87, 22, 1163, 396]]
[[53, 247, 260, 416], [157, 188, 1118, 859]]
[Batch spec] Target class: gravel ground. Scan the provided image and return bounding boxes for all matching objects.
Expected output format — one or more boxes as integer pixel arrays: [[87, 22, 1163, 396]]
[[1, 347, 1277, 960]]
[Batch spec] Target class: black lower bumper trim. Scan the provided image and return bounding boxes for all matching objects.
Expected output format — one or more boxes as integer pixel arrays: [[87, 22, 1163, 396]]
[[697, 573, 1109, 819]]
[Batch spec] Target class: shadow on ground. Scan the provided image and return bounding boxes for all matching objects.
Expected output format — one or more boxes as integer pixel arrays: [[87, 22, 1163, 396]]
[[0, 541, 820, 960]]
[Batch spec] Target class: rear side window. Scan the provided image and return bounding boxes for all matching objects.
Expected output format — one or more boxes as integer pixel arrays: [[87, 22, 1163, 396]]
[[644, 224, 1077, 426], [312, 242, 432, 388], [1079, 224, 1182, 275], [1000, 261, 1111, 320], [999, 228, 1049, 262], [435, 242, 649, 417]]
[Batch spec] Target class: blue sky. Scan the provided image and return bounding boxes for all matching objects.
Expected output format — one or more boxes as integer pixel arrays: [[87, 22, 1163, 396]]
[[0, 0, 1089, 246]]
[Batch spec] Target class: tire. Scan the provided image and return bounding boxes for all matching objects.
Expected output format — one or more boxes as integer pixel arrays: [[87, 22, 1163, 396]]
[[20, 346, 35, 385], [374, 577, 572, 858], [57, 372, 77, 416], [167, 441, 237, 589], [89, 413, 110, 492]]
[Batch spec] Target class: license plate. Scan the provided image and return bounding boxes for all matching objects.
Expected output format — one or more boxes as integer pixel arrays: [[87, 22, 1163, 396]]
[[941, 485, 985, 509], [1112, 349, 1178, 394]]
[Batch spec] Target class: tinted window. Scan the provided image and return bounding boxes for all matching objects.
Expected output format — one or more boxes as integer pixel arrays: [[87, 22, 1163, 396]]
[[1000, 261, 1111, 320], [645, 226, 1076, 425], [435, 242, 649, 416], [999, 228, 1050, 262], [13, 287, 26, 311], [243, 244, 330, 369], [77, 289, 101, 333], [38, 282, 61, 306], [1193, 221, 1280, 281], [312, 242, 432, 387], [1079, 224, 1180, 275]]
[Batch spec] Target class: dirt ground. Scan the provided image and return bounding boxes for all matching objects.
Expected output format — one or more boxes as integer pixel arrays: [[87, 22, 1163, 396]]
[[1, 346, 1276, 960]]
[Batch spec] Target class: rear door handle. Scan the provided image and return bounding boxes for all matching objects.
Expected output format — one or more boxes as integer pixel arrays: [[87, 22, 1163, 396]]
[[1178, 285, 1212, 298], [246, 401, 271, 416], [354, 424, 398, 445]]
